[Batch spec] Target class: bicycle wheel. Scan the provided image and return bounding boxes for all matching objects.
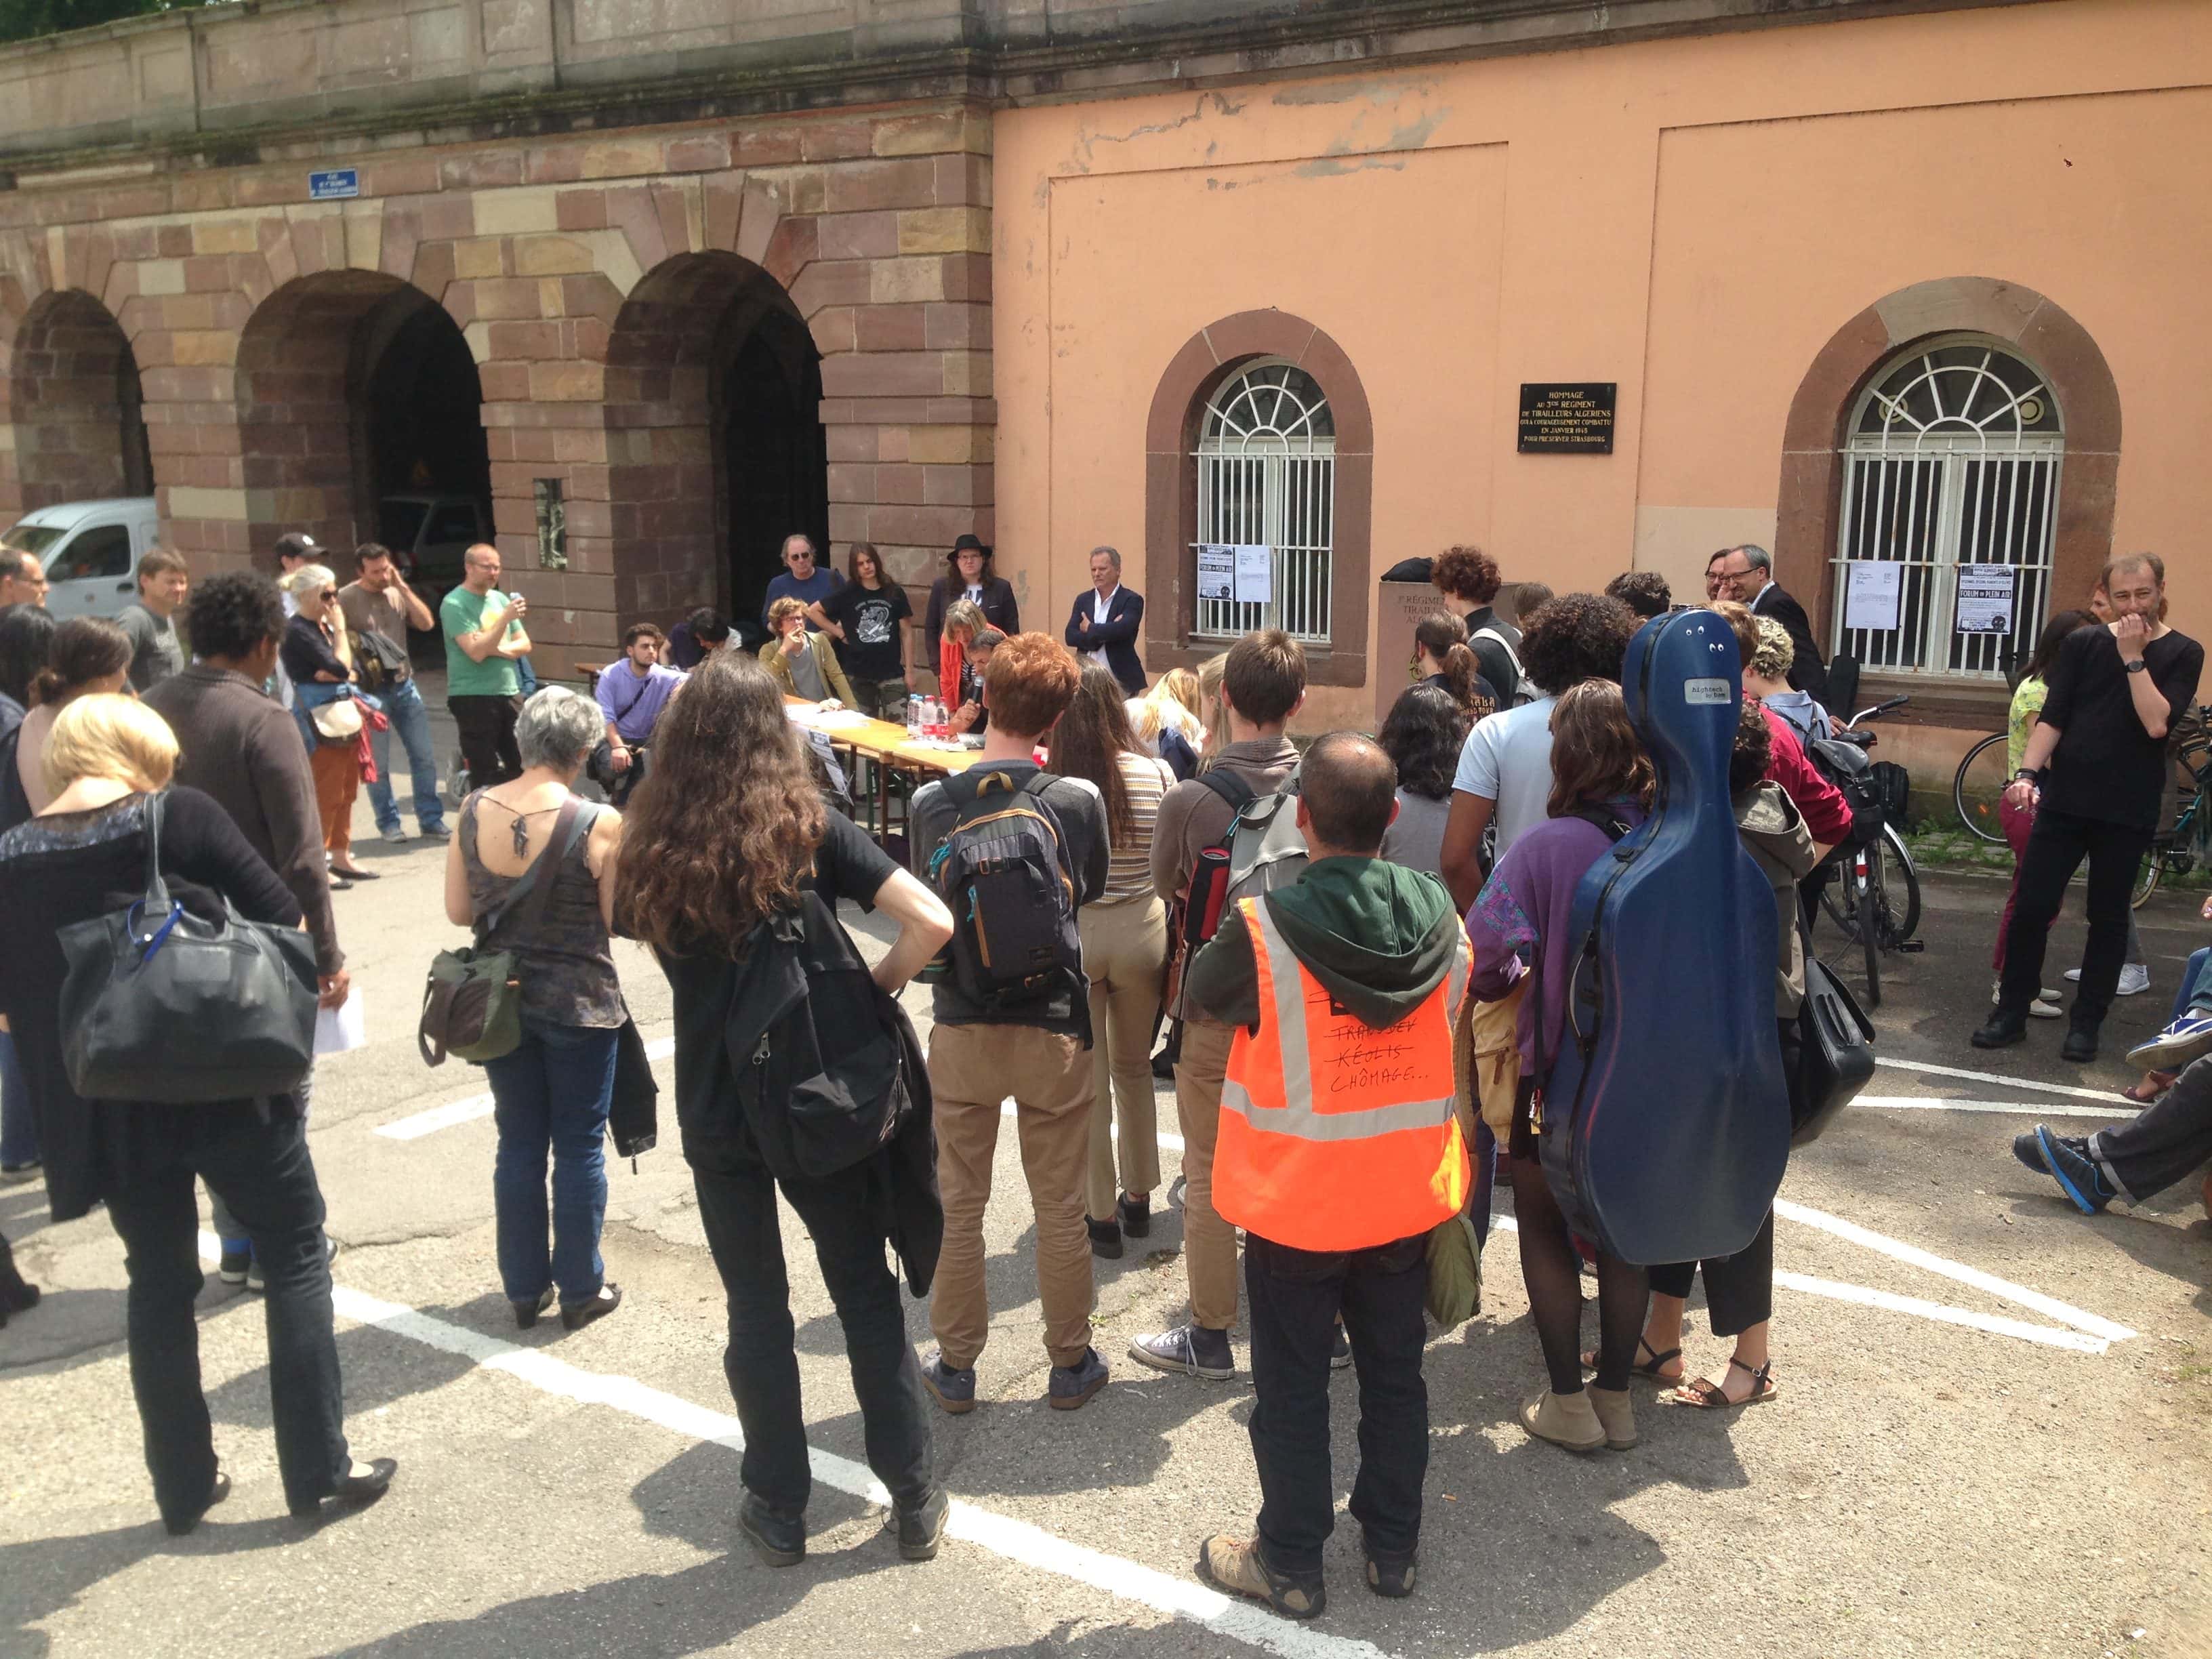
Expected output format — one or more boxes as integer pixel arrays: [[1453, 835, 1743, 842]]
[[1860, 848, 1882, 1008], [1817, 861, 1860, 940], [1874, 823, 1921, 943], [1952, 733, 2009, 845], [2133, 845, 2164, 909]]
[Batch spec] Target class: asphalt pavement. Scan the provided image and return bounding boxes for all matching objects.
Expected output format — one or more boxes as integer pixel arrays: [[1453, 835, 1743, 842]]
[[4, 761, 2210, 1659]]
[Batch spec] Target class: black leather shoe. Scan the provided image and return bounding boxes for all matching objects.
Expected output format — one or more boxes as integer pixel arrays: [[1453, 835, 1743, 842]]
[[893, 1488, 949, 1562], [560, 1283, 622, 1331], [164, 1469, 230, 1536], [1971, 1008, 2029, 1049], [739, 1490, 806, 1566], [2061, 1025, 2099, 1063], [512, 1286, 556, 1330], [291, 1457, 396, 1519], [1086, 1218, 1123, 1260], [1118, 1194, 1151, 1239]]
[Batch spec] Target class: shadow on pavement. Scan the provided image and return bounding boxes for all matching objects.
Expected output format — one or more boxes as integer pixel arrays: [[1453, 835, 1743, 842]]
[[0, 1513, 307, 1658]]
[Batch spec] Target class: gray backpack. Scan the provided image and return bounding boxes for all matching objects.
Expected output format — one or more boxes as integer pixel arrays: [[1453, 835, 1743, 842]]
[[1222, 761, 1311, 909]]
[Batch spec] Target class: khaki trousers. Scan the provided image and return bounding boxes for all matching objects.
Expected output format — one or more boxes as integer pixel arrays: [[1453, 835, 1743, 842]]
[[310, 741, 359, 858], [1172, 1017, 1240, 1332], [927, 1021, 1097, 1370], [1080, 898, 1167, 1221]]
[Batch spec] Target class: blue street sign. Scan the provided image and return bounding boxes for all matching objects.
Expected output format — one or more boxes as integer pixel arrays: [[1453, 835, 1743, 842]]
[[309, 169, 360, 201]]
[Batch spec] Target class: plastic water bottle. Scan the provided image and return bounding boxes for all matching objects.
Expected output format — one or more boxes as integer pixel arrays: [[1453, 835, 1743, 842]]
[[928, 699, 947, 741], [907, 694, 924, 737]]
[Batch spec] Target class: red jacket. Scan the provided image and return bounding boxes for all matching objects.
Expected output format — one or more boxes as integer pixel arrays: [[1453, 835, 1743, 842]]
[[1762, 706, 1853, 846]]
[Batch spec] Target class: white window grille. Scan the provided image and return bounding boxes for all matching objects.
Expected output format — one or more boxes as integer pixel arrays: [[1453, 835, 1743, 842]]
[[1193, 360, 1335, 641], [1830, 338, 2062, 680]]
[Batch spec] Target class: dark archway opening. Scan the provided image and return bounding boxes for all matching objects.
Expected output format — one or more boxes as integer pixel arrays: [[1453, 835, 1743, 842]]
[[719, 309, 828, 634], [237, 272, 493, 593], [604, 253, 826, 643], [9, 289, 152, 513]]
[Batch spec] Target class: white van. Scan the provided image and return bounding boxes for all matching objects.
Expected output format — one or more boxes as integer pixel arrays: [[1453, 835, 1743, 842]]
[[5, 497, 164, 621]]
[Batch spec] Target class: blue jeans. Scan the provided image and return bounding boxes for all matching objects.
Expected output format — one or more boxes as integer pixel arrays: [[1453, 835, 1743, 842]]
[[484, 1019, 618, 1307], [2170, 946, 2212, 1025], [291, 682, 371, 756], [365, 678, 446, 833], [0, 1031, 35, 1168]]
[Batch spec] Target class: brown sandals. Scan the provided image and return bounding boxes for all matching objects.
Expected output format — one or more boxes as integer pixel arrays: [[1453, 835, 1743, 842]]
[[1671, 1355, 1778, 1409]]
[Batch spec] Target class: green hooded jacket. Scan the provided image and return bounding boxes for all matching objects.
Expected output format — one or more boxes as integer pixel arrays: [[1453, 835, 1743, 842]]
[[1183, 855, 1462, 1032]]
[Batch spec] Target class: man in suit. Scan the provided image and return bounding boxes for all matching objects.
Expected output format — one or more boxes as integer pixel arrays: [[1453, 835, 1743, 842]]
[[1716, 544, 1827, 700], [1065, 545, 1147, 694]]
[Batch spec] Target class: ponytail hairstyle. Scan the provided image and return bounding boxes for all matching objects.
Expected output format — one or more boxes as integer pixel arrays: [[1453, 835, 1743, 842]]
[[1414, 612, 1492, 721], [31, 615, 131, 708]]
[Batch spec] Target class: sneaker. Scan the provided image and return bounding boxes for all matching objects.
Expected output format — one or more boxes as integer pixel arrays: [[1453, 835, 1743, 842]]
[[1330, 1323, 1353, 1370], [2028, 995, 2064, 1020], [2061, 1025, 2099, 1064], [2011, 1130, 2050, 1174], [1129, 1324, 1235, 1381], [2064, 967, 2081, 983], [1992, 979, 2063, 1006], [1086, 1217, 1124, 1261], [738, 1490, 806, 1567], [893, 1488, 950, 1562], [0, 1158, 39, 1182], [1971, 1008, 2028, 1050], [2035, 1125, 2116, 1214], [1365, 1552, 1416, 1599], [1048, 1347, 1109, 1411], [380, 824, 411, 844], [218, 1241, 252, 1286], [2118, 964, 2151, 996], [1197, 1534, 1326, 1620], [2127, 1012, 2212, 1071], [421, 821, 453, 840], [920, 1354, 977, 1415]]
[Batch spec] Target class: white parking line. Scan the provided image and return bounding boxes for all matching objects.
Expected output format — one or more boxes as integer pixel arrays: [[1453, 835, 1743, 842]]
[[196, 1233, 1393, 1659], [1873, 1056, 2129, 1105], [1854, 1095, 2135, 1120], [376, 1036, 676, 1140]]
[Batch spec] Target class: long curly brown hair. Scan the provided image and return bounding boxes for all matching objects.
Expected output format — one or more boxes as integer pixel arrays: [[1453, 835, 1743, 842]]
[[615, 650, 827, 956]]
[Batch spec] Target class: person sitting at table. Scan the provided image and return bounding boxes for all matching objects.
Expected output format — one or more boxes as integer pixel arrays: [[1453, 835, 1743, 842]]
[[760, 597, 854, 709], [591, 621, 686, 808], [937, 601, 984, 725], [947, 626, 1002, 737]]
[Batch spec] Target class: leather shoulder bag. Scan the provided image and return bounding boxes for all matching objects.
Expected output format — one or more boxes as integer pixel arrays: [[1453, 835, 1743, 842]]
[[56, 792, 320, 1105]]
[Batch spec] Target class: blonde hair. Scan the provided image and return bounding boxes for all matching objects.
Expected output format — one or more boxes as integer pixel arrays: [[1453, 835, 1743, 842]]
[[1195, 652, 1231, 754], [43, 693, 178, 795], [1750, 616, 1796, 680], [943, 598, 985, 643], [285, 563, 336, 599], [1130, 668, 1205, 744]]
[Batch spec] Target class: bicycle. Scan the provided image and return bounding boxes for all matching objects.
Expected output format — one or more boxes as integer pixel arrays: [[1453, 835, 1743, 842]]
[[1952, 730, 2009, 845], [2131, 705, 2212, 907], [1816, 696, 1924, 1009]]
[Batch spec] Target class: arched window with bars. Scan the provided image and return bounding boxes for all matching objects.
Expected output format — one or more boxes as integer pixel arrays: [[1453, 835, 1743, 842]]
[[1192, 360, 1336, 641], [1830, 337, 2063, 680]]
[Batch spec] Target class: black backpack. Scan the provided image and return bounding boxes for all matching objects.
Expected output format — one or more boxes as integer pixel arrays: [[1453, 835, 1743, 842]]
[[926, 767, 1085, 1013], [722, 890, 925, 1181], [1802, 729, 1885, 850]]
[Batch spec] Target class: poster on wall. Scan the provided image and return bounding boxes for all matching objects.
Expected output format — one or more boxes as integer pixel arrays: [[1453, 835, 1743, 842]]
[[1232, 544, 1273, 605], [1844, 562, 1903, 633], [1197, 545, 1235, 602], [1955, 565, 2015, 634]]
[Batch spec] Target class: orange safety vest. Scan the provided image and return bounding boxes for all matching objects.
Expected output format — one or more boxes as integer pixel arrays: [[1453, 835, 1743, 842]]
[[1216, 894, 1471, 1253]]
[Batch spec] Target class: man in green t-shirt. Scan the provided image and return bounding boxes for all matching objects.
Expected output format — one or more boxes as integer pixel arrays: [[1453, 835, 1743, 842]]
[[439, 542, 533, 787]]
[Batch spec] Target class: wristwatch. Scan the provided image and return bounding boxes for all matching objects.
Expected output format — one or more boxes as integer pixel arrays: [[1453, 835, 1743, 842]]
[[2125, 659, 2150, 674]]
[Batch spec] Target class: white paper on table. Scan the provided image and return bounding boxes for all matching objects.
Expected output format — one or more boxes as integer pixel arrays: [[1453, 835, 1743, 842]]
[[808, 709, 872, 729], [314, 986, 367, 1056], [1196, 544, 1235, 602], [1232, 544, 1273, 605], [1954, 565, 2015, 634], [1843, 562, 1902, 633]]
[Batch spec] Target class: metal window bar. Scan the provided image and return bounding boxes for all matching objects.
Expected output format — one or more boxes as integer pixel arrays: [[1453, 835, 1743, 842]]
[[1830, 344, 2061, 682], [1191, 362, 1336, 642]]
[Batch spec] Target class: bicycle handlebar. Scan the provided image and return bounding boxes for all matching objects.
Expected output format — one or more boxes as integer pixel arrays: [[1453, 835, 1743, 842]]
[[1845, 695, 1910, 729]]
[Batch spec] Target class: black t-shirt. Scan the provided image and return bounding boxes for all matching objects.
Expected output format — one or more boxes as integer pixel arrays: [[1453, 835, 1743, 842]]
[[2038, 623, 2204, 830], [1463, 607, 1521, 705], [655, 811, 900, 1149], [823, 581, 913, 682]]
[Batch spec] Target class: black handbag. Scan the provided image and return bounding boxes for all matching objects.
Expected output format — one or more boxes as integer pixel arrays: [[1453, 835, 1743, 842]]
[[56, 793, 319, 1105], [1788, 952, 1876, 1147], [608, 1014, 658, 1162]]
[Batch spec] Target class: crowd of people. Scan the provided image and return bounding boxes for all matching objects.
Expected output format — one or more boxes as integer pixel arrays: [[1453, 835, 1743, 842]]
[[0, 520, 2206, 1620]]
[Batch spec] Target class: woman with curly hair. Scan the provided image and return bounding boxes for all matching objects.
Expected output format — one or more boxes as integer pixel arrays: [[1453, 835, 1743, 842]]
[[1439, 592, 1641, 913], [1431, 544, 1523, 705], [1465, 678, 1655, 1454], [617, 649, 956, 1569]]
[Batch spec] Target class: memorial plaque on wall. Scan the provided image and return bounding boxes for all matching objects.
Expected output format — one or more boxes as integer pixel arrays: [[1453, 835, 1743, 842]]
[[1517, 383, 1617, 454]]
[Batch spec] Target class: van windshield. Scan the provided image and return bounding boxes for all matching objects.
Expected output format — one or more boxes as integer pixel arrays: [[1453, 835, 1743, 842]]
[[5, 524, 66, 558]]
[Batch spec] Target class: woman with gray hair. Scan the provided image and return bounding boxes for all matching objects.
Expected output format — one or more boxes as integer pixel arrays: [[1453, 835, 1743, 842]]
[[443, 685, 628, 1332]]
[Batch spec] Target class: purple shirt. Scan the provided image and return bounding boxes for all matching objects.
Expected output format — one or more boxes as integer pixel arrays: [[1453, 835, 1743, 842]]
[[1465, 802, 1648, 1071], [595, 661, 686, 744]]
